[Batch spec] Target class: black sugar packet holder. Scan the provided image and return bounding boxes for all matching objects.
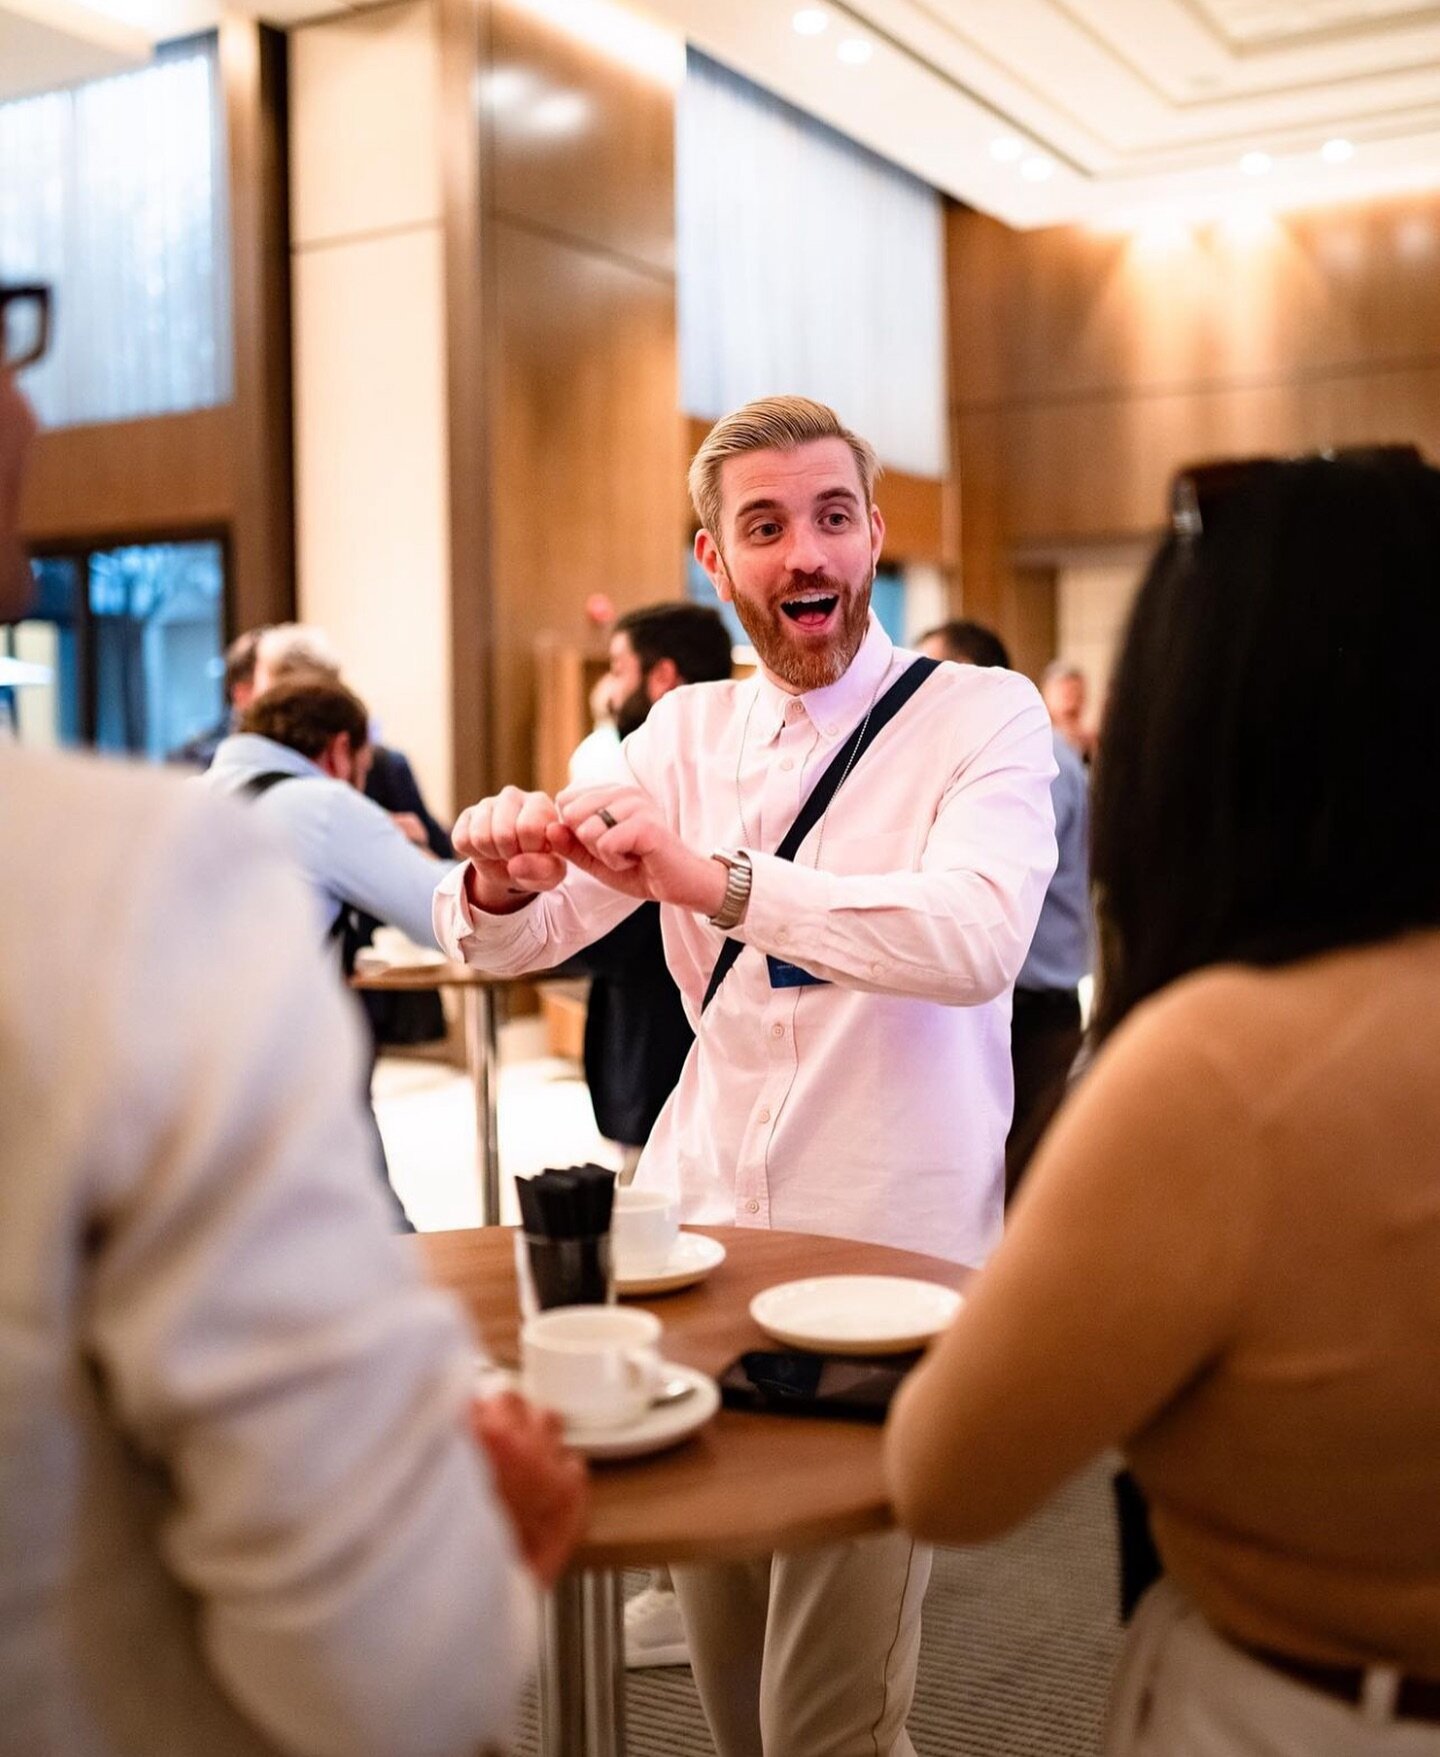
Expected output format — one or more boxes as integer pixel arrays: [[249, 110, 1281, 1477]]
[[700, 656, 939, 1013], [516, 1164, 617, 1310], [719, 1349, 923, 1424]]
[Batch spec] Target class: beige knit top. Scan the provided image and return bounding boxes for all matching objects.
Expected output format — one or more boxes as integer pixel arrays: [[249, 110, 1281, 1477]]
[[887, 932, 1440, 1673]]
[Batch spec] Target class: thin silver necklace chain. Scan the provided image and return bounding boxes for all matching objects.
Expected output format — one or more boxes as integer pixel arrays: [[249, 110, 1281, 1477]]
[[733, 657, 895, 863]]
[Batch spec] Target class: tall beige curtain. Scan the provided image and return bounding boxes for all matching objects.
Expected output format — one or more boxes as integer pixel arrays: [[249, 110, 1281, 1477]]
[[677, 50, 946, 478], [0, 38, 231, 429]]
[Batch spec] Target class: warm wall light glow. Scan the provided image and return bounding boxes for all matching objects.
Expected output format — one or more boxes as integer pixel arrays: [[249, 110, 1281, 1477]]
[[836, 36, 873, 65], [1217, 199, 1276, 245], [1134, 207, 1190, 252], [1321, 138, 1355, 165], [503, 0, 684, 87], [792, 7, 829, 34], [1240, 150, 1273, 177], [1020, 154, 1054, 183], [481, 66, 537, 113], [989, 135, 1024, 163], [528, 91, 591, 135]]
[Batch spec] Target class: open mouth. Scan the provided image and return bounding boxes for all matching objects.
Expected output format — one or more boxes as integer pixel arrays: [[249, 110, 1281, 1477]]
[[780, 592, 839, 631]]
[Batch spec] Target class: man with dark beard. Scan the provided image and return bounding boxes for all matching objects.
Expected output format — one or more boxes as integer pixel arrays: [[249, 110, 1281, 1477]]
[[436, 396, 1058, 1757]]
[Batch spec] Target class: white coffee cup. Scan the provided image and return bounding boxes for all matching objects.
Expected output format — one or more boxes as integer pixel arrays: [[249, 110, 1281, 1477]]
[[520, 1305, 663, 1430], [612, 1188, 680, 1274]]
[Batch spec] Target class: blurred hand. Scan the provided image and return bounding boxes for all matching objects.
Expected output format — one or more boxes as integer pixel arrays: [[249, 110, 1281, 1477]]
[[472, 1390, 588, 1587], [551, 784, 727, 916], [452, 787, 568, 913], [390, 810, 430, 848]]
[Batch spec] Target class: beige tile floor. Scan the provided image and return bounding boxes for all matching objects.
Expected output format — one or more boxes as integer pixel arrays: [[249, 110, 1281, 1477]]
[[373, 1018, 618, 1232]]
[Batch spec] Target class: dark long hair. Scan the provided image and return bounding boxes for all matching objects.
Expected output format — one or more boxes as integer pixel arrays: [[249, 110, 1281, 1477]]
[[1090, 450, 1440, 1044]]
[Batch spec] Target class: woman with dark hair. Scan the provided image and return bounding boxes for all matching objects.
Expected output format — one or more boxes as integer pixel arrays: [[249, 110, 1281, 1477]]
[[885, 450, 1440, 1753]]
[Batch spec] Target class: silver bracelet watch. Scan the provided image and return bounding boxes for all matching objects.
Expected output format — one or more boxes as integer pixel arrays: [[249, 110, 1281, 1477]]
[[708, 848, 753, 931]]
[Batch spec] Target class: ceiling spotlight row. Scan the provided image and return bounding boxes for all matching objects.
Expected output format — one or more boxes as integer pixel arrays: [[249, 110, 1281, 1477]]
[[1241, 139, 1354, 176], [792, 8, 872, 64], [989, 134, 1054, 183]]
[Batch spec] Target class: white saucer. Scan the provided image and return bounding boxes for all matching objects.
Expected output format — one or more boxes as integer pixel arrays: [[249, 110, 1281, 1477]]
[[749, 1275, 963, 1356], [563, 1362, 720, 1461], [615, 1231, 727, 1296]]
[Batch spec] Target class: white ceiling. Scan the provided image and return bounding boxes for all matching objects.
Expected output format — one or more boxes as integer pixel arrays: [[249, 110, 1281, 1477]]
[[7, 0, 1440, 229]]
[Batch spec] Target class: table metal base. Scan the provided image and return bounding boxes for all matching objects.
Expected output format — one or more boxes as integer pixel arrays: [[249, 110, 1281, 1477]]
[[539, 1568, 626, 1757], [462, 984, 502, 1226]]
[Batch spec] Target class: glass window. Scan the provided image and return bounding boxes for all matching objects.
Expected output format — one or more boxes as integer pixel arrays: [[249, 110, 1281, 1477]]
[[1, 558, 80, 747], [3, 540, 224, 759], [0, 38, 232, 429]]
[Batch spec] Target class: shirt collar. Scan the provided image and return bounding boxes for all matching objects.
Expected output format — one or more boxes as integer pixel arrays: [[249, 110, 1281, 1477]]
[[749, 614, 896, 744]]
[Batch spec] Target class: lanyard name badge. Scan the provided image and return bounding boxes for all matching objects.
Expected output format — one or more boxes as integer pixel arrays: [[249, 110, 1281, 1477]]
[[700, 655, 940, 1014]]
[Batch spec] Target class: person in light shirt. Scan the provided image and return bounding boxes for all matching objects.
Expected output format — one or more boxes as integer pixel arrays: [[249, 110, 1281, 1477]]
[[0, 281, 585, 1757], [436, 395, 1057, 1757]]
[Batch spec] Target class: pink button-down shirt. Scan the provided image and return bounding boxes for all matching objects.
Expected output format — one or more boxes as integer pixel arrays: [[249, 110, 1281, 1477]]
[[435, 619, 1057, 1266]]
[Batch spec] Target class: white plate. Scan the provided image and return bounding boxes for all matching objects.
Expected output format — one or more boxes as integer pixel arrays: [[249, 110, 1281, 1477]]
[[616, 1231, 727, 1296], [564, 1362, 720, 1461], [749, 1275, 963, 1356]]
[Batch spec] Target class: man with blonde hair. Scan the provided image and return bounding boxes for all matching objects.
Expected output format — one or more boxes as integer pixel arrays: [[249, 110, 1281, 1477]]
[[437, 394, 1058, 1755]]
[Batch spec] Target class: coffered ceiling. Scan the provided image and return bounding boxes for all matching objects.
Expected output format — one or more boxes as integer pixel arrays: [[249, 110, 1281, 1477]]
[[8, 0, 1440, 230]]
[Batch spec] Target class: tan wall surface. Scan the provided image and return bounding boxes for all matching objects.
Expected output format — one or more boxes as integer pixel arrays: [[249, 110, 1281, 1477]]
[[289, 0, 456, 817]]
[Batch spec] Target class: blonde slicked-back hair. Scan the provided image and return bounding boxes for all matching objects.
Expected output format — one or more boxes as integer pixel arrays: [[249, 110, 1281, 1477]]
[[688, 395, 880, 539]]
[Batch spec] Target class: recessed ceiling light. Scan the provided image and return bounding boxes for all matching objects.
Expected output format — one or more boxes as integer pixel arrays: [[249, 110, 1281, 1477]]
[[1020, 155, 1055, 183], [792, 8, 828, 35], [1321, 137, 1355, 165], [1240, 151, 1273, 177], [989, 136, 1025, 163], [836, 36, 873, 65]]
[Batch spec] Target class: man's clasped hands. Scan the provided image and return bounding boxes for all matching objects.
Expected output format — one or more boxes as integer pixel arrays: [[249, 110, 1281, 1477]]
[[453, 783, 730, 921]]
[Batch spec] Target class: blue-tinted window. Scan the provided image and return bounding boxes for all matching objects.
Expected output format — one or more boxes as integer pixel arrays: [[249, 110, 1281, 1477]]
[[3, 540, 223, 758], [89, 542, 225, 759]]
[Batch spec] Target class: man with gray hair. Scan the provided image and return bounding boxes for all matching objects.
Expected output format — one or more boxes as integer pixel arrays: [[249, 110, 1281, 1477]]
[[1042, 657, 1096, 763], [437, 394, 1058, 1755]]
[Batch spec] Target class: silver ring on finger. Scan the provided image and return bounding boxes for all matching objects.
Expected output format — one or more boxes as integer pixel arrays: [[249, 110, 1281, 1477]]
[[596, 806, 619, 830]]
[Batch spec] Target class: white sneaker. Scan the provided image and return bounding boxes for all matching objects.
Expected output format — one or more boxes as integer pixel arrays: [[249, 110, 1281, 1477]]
[[623, 1585, 691, 1669]]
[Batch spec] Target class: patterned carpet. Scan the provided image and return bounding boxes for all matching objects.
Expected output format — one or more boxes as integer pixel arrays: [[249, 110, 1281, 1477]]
[[515, 1458, 1122, 1754]]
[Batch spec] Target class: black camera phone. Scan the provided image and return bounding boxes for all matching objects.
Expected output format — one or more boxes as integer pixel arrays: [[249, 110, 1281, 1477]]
[[718, 1348, 921, 1424]]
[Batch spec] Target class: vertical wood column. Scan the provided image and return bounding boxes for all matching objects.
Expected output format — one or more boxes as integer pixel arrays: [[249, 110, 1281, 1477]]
[[221, 17, 295, 635]]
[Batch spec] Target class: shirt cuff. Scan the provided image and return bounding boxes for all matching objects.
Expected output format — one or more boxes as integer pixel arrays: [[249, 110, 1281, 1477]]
[[730, 851, 833, 960], [433, 861, 546, 968]]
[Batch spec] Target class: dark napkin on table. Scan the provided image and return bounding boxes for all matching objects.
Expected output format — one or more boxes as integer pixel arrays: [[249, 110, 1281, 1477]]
[[517, 1165, 617, 1308]]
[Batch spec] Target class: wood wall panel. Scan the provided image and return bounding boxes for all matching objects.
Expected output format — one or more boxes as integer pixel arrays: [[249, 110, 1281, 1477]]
[[21, 408, 234, 546], [490, 217, 681, 790], [951, 193, 1440, 412], [222, 17, 296, 635], [489, 1, 676, 277], [947, 190, 1440, 664]]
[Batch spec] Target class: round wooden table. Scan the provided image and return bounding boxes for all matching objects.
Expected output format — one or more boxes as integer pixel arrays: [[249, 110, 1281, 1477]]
[[420, 1224, 973, 1757]]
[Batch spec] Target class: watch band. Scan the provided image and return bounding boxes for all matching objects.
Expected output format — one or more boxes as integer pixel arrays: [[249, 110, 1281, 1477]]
[[708, 848, 753, 931]]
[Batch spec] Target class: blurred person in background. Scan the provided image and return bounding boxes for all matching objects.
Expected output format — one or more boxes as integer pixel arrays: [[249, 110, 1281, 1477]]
[[255, 622, 453, 1047], [919, 619, 1092, 1197], [888, 449, 1440, 1755], [167, 626, 265, 770], [1042, 657, 1096, 763], [0, 280, 584, 1757], [205, 677, 455, 1228]]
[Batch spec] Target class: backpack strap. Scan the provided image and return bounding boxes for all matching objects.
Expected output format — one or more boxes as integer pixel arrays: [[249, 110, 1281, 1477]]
[[700, 655, 940, 1014], [239, 769, 358, 968]]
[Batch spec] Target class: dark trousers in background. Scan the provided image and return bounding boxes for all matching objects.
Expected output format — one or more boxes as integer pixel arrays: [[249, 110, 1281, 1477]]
[[1006, 985, 1083, 1202]]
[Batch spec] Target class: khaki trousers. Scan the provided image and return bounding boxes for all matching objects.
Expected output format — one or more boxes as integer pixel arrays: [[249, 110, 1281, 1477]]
[[1106, 1582, 1440, 1756], [671, 1531, 932, 1757]]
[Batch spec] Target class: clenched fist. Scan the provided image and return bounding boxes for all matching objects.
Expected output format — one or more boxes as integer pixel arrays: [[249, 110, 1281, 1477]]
[[451, 786, 568, 914]]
